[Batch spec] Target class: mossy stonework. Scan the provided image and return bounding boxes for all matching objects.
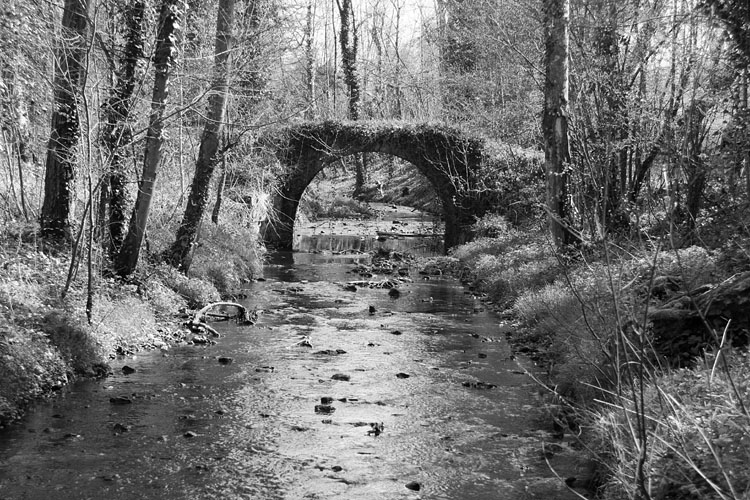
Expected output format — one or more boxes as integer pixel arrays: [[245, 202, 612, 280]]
[[258, 120, 510, 251]]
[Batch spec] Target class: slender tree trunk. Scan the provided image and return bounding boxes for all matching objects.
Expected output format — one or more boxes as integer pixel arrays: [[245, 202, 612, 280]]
[[100, 0, 145, 256], [40, 0, 91, 244], [684, 99, 709, 239], [742, 70, 750, 202], [628, 70, 689, 203], [0, 129, 23, 216], [304, 0, 317, 119], [599, 5, 628, 232], [211, 155, 227, 224], [0, 61, 33, 220], [371, 10, 384, 118], [393, 4, 402, 119], [542, 0, 574, 248], [115, 0, 184, 276], [165, 0, 235, 272]]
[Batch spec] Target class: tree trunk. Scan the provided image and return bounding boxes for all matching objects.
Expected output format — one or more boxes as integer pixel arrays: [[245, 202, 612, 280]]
[[211, 156, 227, 224], [742, 70, 750, 202], [304, 0, 316, 119], [371, 10, 384, 118], [115, 0, 184, 276], [235, 0, 268, 117], [393, 4, 403, 119], [337, 0, 360, 121], [0, 63, 32, 220], [165, 0, 235, 272], [600, 8, 629, 233], [337, 0, 365, 196], [40, 0, 91, 244], [542, 0, 574, 248], [100, 0, 145, 256], [683, 99, 709, 239]]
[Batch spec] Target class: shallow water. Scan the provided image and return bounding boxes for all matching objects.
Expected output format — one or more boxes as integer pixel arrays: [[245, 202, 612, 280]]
[[294, 202, 443, 256], [0, 216, 586, 500]]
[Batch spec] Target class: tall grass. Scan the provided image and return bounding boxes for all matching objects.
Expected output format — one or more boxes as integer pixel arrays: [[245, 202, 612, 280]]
[[449, 213, 750, 499]]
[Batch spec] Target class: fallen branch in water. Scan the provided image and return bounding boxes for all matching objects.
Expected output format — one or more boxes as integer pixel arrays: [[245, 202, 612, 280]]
[[186, 302, 257, 337], [346, 277, 404, 289]]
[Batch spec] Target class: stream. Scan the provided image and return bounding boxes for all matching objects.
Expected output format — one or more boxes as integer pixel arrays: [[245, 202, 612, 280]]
[[0, 206, 585, 500]]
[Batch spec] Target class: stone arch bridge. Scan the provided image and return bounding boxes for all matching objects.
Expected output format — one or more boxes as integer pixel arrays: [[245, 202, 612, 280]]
[[258, 121, 504, 251]]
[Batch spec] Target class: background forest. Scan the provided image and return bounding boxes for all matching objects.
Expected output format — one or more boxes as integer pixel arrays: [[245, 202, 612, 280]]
[[1, 0, 750, 499]]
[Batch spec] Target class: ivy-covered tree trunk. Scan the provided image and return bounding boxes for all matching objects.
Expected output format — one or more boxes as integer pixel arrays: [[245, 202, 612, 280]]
[[115, 0, 184, 276], [542, 0, 574, 249], [338, 0, 360, 121], [337, 0, 365, 196], [40, 0, 91, 244], [100, 0, 145, 256], [165, 0, 235, 272]]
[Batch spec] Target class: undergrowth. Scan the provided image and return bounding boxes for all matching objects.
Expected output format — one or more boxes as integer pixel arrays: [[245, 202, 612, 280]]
[[0, 209, 263, 426], [444, 212, 750, 499], [592, 351, 750, 500]]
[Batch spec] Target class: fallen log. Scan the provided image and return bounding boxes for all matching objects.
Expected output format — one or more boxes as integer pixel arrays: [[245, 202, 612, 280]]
[[186, 302, 257, 337], [345, 278, 402, 289], [648, 271, 750, 365]]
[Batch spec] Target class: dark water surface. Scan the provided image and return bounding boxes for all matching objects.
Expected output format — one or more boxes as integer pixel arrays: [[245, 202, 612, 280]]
[[0, 247, 584, 499]]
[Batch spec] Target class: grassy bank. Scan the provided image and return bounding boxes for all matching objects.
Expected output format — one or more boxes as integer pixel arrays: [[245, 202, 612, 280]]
[[0, 219, 263, 428], [427, 214, 750, 500]]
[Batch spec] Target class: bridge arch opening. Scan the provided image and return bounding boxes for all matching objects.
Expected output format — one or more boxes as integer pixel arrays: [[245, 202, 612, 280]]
[[294, 153, 444, 251]]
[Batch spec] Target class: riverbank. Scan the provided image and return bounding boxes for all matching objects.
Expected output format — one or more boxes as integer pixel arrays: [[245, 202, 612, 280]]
[[0, 202, 433, 428], [0, 199, 430, 428], [0, 223, 263, 428], [430, 215, 750, 500]]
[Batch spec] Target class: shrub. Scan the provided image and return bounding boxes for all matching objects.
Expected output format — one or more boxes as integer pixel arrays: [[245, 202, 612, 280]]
[[513, 260, 639, 401], [514, 282, 580, 337], [140, 277, 185, 316], [158, 265, 221, 308], [470, 213, 515, 239], [634, 245, 718, 292], [42, 311, 107, 377], [475, 143, 545, 226], [189, 222, 263, 295], [456, 236, 559, 308], [89, 294, 160, 354], [0, 321, 69, 423]]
